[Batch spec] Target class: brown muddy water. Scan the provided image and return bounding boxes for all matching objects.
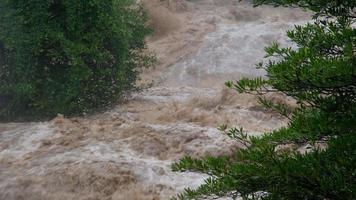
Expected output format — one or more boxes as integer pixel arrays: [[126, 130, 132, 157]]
[[0, 1, 310, 200]]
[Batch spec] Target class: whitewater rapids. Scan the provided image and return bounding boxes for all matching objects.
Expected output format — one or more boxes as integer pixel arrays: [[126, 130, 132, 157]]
[[0, 1, 310, 199]]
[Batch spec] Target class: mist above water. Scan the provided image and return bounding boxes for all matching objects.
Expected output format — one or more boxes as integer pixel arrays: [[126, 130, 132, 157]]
[[0, 1, 310, 200]]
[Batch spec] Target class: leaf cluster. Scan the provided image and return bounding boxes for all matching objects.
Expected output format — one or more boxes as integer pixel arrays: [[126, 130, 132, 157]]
[[0, 0, 153, 119]]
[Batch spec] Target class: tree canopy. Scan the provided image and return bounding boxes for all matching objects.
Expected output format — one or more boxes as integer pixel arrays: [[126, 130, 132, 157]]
[[0, 0, 153, 119]]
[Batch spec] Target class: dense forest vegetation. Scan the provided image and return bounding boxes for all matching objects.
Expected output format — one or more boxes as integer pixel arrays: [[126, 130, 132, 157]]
[[0, 0, 152, 119], [172, 0, 356, 199]]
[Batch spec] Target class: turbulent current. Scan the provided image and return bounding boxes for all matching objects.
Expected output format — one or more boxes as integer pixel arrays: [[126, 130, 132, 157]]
[[0, 1, 310, 200]]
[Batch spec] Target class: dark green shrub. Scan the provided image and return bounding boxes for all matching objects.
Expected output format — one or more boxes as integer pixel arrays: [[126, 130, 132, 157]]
[[0, 0, 152, 119], [172, 0, 356, 199]]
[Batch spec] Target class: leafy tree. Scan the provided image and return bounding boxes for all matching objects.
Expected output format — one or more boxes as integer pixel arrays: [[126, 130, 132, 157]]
[[172, 0, 356, 199], [0, 0, 153, 119]]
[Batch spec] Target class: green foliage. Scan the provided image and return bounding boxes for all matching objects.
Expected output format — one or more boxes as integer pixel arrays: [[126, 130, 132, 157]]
[[174, 134, 356, 200], [253, 0, 356, 18], [172, 1, 356, 199], [0, 0, 153, 119]]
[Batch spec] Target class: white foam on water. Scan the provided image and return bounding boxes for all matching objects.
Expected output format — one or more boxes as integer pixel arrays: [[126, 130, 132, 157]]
[[0, 1, 311, 199]]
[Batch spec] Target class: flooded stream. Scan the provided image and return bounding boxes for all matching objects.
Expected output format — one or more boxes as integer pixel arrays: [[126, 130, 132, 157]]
[[0, 1, 310, 199]]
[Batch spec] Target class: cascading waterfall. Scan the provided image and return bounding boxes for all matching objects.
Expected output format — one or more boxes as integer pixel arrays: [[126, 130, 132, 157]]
[[0, 1, 310, 199]]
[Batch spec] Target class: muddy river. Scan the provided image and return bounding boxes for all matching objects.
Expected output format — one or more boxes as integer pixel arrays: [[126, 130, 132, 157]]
[[0, 1, 310, 199]]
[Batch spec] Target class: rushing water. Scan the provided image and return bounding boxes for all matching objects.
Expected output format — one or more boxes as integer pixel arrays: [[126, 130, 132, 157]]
[[0, 1, 310, 200]]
